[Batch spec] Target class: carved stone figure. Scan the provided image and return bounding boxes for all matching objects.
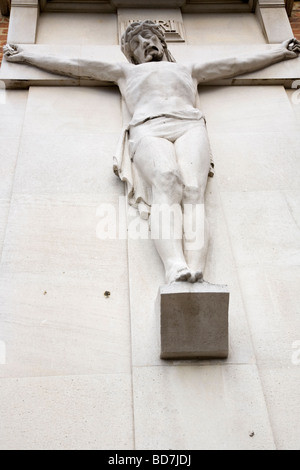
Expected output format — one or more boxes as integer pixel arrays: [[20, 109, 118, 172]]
[[4, 22, 300, 284]]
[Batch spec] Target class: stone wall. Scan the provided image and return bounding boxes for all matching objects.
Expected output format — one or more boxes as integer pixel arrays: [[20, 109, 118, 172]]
[[0, 7, 300, 451]]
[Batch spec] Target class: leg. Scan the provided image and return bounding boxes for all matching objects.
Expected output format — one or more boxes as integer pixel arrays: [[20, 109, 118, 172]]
[[175, 124, 211, 282], [133, 135, 191, 284]]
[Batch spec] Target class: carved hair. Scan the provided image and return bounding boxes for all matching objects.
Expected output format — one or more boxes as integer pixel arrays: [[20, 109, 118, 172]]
[[121, 20, 176, 64]]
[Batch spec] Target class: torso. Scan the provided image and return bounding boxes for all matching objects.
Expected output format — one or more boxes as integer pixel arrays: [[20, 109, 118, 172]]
[[118, 62, 199, 123]]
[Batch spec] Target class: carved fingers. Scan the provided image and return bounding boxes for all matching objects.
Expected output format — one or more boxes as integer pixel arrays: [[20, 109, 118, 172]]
[[3, 44, 25, 63], [288, 38, 300, 51], [283, 38, 300, 59]]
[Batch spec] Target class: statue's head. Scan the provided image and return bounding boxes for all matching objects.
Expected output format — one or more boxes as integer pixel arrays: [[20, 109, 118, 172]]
[[121, 20, 176, 65]]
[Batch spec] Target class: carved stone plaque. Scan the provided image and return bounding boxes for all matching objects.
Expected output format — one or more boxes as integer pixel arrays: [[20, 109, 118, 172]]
[[119, 19, 186, 43]]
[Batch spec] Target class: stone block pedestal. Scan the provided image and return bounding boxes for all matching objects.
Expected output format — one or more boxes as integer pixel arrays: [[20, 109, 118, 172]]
[[160, 282, 229, 360]]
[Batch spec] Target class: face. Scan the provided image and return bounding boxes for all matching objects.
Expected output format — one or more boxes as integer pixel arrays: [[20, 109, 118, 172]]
[[130, 30, 165, 64]]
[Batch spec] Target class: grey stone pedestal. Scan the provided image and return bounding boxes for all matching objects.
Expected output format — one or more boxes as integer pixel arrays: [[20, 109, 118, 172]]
[[160, 282, 229, 360]]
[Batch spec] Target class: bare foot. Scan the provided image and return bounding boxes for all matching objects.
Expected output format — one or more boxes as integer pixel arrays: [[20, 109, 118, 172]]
[[195, 271, 204, 283], [188, 271, 204, 283], [167, 266, 192, 284]]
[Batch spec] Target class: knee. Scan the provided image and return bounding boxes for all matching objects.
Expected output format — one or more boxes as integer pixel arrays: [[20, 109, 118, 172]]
[[183, 184, 204, 204], [154, 169, 183, 202]]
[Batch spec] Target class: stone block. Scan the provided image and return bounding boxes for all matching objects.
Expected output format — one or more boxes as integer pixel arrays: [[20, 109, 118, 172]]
[[0, 200, 9, 257], [36, 13, 118, 45], [0, 374, 134, 450], [133, 365, 276, 450], [0, 194, 128, 275], [256, 3, 293, 44], [221, 190, 300, 267], [258, 366, 300, 450], [237, 265, 300, 367], [22, 86, 122, 136], [160, 282, 229, 360], [183, 13, 266, 45], [7, 4, 39, 44], [0, 270, 132, 377]]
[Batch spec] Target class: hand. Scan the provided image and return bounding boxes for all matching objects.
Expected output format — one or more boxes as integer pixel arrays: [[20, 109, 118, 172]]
[[3, 44, 26, 63], [282, 38, 300, 59]]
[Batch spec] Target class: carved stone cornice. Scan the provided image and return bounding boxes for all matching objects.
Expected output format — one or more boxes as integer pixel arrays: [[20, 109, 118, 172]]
[[258, 0, 294, 15], [39, 0, 114, 12], [257, 0, 285, 7], [11, 0, 38, 6], [38, 0, 256, 13], [256, 0, 293, 43]]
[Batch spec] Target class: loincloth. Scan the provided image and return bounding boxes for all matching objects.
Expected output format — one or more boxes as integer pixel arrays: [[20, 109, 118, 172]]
[[113, 114, 215, 220], [129, 116, 210, 158]]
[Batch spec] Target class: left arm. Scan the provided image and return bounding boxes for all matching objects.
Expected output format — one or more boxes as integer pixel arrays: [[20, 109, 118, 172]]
[[191, 39, 300, 84], [3, 44, 126, 83]]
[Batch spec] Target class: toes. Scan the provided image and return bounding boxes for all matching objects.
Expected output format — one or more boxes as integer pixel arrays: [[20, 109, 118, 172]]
[[187, 271, 203, 283], [172, 268, 192, 283], [177, 271, 192, 282], [195, 271, 204, 282], [174, 270, 204, 283]]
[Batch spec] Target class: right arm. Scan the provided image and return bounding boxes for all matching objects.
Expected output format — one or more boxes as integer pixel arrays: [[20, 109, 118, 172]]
[[191, 39, 300, 83], [3, 44, 125, 83]]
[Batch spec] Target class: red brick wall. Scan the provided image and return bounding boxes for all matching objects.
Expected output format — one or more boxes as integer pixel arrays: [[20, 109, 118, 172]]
[[290, 1, 300, 39], [0, 13, 9, 67]]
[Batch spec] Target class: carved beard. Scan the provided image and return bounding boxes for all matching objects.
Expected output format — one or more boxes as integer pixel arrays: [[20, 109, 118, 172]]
[[145, 47, 164, 62]]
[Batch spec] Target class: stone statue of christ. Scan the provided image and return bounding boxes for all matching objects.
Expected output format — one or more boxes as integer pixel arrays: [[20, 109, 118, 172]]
[[4, 21, 299, 283]]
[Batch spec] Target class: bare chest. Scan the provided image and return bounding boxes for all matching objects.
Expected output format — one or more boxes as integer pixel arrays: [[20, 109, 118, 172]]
[[120, 63, 196, 104]]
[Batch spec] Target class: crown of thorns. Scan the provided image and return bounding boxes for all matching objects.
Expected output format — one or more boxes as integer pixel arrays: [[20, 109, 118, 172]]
[[121, 20, 175, 64]]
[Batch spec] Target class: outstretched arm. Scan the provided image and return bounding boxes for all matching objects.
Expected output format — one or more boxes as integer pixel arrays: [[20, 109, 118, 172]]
[[3, 44, 126, 83], [191, 39, 300, 83]]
